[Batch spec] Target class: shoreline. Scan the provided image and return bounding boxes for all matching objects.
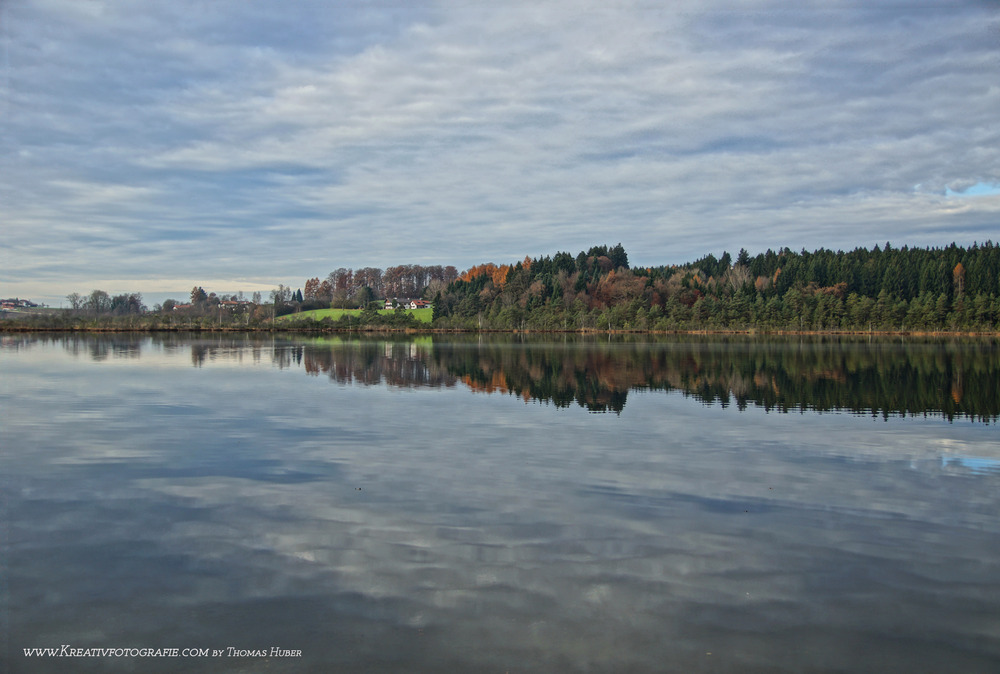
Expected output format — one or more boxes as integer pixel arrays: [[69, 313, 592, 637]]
[[2, 324, 998, 338]]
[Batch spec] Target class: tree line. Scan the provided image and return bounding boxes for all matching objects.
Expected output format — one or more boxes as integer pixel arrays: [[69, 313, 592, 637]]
[[65, 290, 146, 316], [430, 242, 1000, 332], [302, 265, 460, 310], [7, 241, 998, 333]]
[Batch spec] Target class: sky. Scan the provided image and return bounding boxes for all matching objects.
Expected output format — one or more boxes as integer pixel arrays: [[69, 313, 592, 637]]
[[2, 0, 999, 305]]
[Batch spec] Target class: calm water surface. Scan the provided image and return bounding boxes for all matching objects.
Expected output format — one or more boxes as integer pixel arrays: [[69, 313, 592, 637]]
[[2, 334, 998, 673]]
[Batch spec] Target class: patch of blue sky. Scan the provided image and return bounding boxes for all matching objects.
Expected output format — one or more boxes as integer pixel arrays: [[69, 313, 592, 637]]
[[946, 182, 1000, 197]]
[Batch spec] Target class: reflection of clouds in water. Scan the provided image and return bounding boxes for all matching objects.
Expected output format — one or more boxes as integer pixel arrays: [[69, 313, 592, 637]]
[[104, 450, 1000, 672], [4, 336, 1000, 672], [931, 436, 1000, 460], [933, 437, 1000, 475], [942, 456, 1000, 476]]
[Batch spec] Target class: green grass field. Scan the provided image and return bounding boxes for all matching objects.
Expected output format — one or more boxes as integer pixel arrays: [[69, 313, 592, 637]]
[[276, 307, 433, 324]]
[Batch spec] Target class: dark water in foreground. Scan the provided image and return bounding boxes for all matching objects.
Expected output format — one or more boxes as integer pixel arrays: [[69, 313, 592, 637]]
[[2, 334, 999, 673]]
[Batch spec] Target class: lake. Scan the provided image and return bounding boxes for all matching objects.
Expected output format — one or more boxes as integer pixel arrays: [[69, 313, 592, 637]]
[[2, 333, 998, 673]]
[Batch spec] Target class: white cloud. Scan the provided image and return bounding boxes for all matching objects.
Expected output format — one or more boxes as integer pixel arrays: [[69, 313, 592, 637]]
[[4, 0, 999, 302]]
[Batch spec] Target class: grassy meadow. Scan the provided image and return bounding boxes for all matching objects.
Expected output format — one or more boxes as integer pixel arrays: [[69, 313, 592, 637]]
[[276, 307, 433, 324]]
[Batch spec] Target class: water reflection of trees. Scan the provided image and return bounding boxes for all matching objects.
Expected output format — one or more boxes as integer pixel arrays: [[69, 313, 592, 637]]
[[3, 333, 148, 361], [299, 336, 999, 420], [22, 333, 999, 421], [302, 340, 459, 389], [427, 337, 999, 420]]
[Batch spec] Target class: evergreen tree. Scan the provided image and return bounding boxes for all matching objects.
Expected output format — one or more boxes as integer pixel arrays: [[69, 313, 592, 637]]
[[190, 286, 208, 304]]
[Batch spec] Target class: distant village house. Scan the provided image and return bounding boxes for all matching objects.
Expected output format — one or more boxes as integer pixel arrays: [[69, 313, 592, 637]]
[[1, 298, 38, 311], [383, 299, 432, 310]]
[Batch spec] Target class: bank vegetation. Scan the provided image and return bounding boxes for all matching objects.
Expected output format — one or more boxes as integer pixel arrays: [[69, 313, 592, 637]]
[[4, 242, 999, 335]]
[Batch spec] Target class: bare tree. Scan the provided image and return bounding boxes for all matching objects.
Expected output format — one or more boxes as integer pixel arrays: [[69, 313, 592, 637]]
[[725, 264, 752, 292]]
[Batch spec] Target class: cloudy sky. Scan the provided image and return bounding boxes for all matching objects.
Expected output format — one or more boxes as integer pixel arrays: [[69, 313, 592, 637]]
[[3, 0, 998, 304]]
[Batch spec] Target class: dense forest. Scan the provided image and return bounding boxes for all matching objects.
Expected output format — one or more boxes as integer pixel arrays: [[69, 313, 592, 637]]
[[429, 242, 1000, 332]]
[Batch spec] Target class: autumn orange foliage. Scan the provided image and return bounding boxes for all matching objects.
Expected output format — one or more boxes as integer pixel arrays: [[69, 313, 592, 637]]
[[460, 263, 512, 288]]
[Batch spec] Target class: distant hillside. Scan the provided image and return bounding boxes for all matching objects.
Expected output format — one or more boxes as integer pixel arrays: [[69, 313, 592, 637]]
[[428, 242, 999, 332], [6, 242, 998, 333]]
